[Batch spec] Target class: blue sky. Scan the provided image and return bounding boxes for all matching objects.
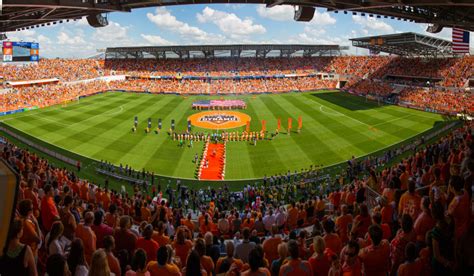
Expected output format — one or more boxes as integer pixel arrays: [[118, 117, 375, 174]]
[[6, 4, 471, 58]]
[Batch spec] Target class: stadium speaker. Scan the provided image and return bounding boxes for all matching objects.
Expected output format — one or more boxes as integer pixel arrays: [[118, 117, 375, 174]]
[[86, 13, 109, 28], [294, 6, 315, 22], [426, 24, 443, 34]]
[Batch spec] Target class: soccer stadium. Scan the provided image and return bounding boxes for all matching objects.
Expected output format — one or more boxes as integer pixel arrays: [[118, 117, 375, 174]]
[[0, 1, 473, 276]]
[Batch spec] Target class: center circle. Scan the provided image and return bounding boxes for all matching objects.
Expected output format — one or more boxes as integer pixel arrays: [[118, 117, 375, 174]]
[[188, 111, 251, 130]]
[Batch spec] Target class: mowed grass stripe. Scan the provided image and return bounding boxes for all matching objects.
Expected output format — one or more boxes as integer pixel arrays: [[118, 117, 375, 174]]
[[304, 93, 396, 137], [160, 98, 203, 177], [9, 93, 133, 135], [55, 94, 161, 153], [307, 93, 412, 141], [310, 92, 437, 140], [137, 97, 195, 174], [93, 96, 182, 165], [248, 96, 303, 173], [301, 93, 392, 155], [280, 94, 364, 161], [259, 95, 319, 165]]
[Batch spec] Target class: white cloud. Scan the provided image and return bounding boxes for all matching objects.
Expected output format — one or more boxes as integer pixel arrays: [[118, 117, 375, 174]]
[[352, 15, 394, 34], [141, 34, 173, 45], [147, 7, 215, 42], [93, 21, 129, 43], [57, 31, 86, 45], [256, 5, 294, 21], [310, 10, 337, 25], [197, 7, 266, 37]]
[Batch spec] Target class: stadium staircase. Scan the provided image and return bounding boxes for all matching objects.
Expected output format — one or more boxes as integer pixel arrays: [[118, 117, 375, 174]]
[[198, 142, 226, 180]]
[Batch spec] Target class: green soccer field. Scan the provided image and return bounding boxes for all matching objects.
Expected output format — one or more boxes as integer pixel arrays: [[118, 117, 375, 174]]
[[1, 90, 446, 180]]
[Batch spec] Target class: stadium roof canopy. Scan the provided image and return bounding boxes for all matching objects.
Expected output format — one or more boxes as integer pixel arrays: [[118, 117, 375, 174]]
[[105, 44, 348, 59], [1, 1, 473, 33], [350, 32, 454, 57]]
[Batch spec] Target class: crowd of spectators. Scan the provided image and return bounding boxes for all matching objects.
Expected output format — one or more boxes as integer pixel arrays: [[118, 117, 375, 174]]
[[1, 116, 472, 275], [399, 87, 474, 114], [1, 55, 472, 115]]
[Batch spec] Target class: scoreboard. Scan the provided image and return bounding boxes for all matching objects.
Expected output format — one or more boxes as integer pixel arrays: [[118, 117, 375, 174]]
[[2, 41, 40, 62]]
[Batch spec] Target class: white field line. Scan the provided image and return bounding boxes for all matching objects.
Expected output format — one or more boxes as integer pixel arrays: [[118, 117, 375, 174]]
[[318, 104, 373, 128]]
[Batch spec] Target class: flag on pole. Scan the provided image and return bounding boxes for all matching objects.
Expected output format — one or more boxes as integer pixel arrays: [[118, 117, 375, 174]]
[[246, 121, 250, 133], [261, 120, 266, 132], [298, 116, 302, 129], [288, 118, 292, 130], [277, 118, 281, 131], [452, 28, 470, 54]]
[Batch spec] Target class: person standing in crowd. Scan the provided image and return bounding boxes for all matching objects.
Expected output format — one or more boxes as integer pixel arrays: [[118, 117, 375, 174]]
[[114, 215, 138, 261], [91, 210, 114, 249], [104, 236, 121, 276], [234, 227, 256, 263], [17, 199, 42, 261], [308, 236, 330, 276], [76, 211, 97, 264], [41, 184, 60, 232], [136, 224, 160, 264], [126, 249, 150, 276], [89, 249, 113, 276], [0, 219, 38, 276], [359, 225, 391, 276], [279, 240, 312, 276], [183, 250, 207, 276], [68, 238, 89, 276]]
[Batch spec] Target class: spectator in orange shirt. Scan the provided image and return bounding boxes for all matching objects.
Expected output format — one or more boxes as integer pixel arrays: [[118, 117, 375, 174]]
[[279, 240, 312, 276], [413, 197, 435, 244], [182, 214, 195, 233], [241, 247, 271, 276], [340, 240, 362, 276], [126, 249, 150, 276], [391, 214, 416, 275], [308, 236, 330, 276], [136, 224, 160, 264], [114, 215, 138, 261], [335, 205, 353, 244], [153, 221, 170, 246], [23, 179, 40, 217], [398, 181, 422, 221], [262, 225, 282, 263], [18, 199, 42, 259], [352, 204, 371, 238], [147, 246, 182, 276], [216, 241, 243, 275], [182, 250, 207, 276], [75, 211, 96, 264], [41, 184, 60, 232], [371, 212, 391, 240], [105, 204, 119, 228], [89, 249, 112, 276], [173, 227, 193, 267], [323, 219, 342, 255], [359, 225, 391, 276], [397, 242, 422, 276], [91, 210, 114, 249], [195, 238, 214, 276], [104, 235, 121, 276], [287, 203, 298, 228], [447, 175, 471, 239]]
